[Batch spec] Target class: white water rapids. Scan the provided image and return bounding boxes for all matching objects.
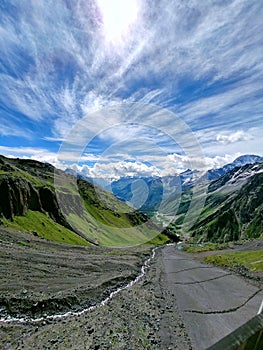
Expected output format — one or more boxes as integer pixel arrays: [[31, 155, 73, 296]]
[[0, 244, 173, 324]]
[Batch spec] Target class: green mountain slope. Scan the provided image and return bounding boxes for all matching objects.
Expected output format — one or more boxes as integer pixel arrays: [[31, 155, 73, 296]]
[[164, 162, 263, 243], [190, 164, 263, 242], [0, 156, 165, 247]]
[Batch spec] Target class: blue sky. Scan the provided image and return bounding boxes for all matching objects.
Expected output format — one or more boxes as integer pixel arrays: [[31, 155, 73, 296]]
[[0, 0, 262, 179]]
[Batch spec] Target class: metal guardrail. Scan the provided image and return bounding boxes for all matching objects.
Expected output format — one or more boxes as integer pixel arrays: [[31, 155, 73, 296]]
[[207, 313, 263, 350], [258, 300, 263, 315]]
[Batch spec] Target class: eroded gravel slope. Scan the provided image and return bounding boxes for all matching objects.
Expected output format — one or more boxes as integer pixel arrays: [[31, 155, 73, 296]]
[[0, 228, 191, 349]]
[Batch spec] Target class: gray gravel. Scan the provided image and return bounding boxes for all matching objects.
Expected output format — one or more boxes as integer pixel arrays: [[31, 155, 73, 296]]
[[0, 229, 191, 349]]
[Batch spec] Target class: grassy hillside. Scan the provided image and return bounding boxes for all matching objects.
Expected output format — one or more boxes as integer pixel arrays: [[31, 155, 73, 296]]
[[2, 210, 90, 246], [204, 250, 263, 272], [163, 163, 263, 243], [0, 155, 165, 247]]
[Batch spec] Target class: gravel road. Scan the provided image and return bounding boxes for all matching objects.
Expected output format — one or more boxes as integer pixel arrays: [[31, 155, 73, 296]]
[[160, 245, 263, 349]]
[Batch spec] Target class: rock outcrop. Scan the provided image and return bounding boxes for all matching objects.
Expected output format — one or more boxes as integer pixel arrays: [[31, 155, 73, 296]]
[[0, 177, 42, 220]]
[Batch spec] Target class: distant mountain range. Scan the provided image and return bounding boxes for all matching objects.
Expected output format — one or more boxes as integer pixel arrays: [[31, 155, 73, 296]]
[[1, 154, 262, 245], [107, 154, 263, 243], [109, 155, 263, 216], [206, 154, 263, 180]]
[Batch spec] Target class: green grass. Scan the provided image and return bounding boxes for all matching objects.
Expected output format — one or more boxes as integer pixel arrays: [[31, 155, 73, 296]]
[[146, 233, 170, 246], [182, 242, 232, 253], [3, 210, 90, 246], [204, 250, 263, 272], [198, 197, 225, 222], [83, 200, 132, 228], [67, 212, 161, 247]]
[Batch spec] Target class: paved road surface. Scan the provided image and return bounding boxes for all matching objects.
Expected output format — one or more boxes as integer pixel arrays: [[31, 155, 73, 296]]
[[160, 245, 263, 349]]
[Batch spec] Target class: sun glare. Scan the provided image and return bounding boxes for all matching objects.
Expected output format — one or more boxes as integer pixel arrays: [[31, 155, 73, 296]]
[[97, 0, 139, 43]]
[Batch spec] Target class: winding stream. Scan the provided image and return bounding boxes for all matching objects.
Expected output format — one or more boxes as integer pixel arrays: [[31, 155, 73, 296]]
[[0, 244, 170, 324]]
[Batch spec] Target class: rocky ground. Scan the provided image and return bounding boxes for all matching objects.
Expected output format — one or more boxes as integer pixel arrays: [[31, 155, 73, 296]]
[[0, 227, 150, 318], [0, 228, 191, 349], [2, 226, 261, 349]]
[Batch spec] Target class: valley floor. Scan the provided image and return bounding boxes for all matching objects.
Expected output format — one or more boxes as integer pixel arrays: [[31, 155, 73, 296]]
[[0, 228, 262, 349]]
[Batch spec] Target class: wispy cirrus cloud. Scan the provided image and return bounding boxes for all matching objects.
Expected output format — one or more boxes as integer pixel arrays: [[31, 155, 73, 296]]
[[0, 121, 32, 139], [0, 0, 262, 175]]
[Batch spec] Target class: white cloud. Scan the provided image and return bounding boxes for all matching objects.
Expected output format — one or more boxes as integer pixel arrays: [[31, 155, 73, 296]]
[[0, 144, 247, 180], [69, 152, 241, 180], [0, 146, 63, 169], [192, 126, 262, 159], [71, 160, 161, 180], [164, 153, 237, 171], [216, 130, 253, 144]]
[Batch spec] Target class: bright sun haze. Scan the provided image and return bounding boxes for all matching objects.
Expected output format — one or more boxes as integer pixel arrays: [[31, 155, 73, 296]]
[[97, 0, 139, 43]]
